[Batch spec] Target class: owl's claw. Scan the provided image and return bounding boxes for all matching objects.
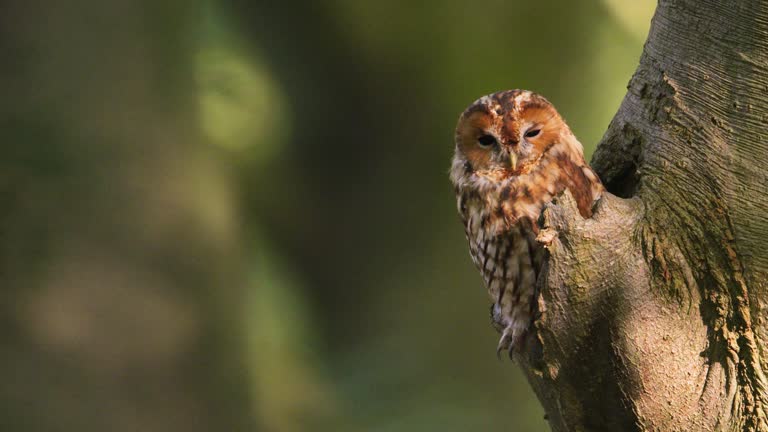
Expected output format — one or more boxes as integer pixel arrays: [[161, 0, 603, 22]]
[[496, 343, 506, 360], [496, 328, 513, 360], [496, 326, 521, 360]]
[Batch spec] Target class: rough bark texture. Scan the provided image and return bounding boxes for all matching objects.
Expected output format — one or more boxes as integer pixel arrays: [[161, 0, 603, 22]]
[[518, 1, 768, 431]]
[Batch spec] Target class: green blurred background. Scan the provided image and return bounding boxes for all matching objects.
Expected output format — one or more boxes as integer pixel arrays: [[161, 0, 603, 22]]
[[1, 1, 654, 431]]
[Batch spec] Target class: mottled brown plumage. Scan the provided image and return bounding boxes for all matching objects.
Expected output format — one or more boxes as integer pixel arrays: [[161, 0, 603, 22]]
[[450, 90, 603, 357]]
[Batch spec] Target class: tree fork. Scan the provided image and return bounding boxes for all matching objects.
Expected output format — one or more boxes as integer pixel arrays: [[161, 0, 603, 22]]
[[517, 1, 768, 430]]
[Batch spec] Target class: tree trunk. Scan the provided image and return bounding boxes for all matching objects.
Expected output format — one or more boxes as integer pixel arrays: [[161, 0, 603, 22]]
[[519, 1, 768, 430]]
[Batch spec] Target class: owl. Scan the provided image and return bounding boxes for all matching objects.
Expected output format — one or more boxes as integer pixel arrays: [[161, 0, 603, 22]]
[[450, 90, 604, 357]]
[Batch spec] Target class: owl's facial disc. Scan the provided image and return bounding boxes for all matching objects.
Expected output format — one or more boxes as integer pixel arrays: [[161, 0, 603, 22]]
[[454, 89, 571, 182], [455, 119, 518, 176]]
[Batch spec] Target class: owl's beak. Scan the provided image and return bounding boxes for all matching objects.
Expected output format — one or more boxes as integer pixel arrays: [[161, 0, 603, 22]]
[[509, 152, 518, 171]]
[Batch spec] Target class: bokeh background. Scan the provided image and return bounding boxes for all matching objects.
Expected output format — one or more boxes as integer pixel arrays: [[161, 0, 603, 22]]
[[1, 1, 654, 431]]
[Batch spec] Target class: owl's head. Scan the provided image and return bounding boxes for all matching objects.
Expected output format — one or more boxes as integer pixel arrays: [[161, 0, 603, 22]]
[[451, 90, 583, 188]]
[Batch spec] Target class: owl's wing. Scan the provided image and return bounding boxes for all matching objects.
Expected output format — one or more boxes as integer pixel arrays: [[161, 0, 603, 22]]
[[565, 162, 604, 219]]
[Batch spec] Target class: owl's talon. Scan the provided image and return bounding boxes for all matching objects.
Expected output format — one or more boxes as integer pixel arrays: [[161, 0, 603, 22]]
[[496, 328, 512, 360]]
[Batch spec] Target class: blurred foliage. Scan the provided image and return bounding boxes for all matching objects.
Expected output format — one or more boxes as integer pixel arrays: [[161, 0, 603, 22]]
[[2, 0, 654, 431]]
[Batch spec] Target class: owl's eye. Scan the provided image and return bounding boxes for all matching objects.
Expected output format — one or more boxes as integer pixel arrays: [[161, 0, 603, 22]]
[[525, 129, 541, 138], [477, 134, 497, 148]]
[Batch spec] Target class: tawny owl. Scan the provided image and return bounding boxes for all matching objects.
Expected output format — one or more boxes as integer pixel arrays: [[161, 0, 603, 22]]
[[450, 90, 604, 357]]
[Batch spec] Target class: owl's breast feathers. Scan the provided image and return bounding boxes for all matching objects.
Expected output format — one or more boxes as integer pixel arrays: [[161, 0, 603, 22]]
[[458, 151, 602, 233], [456, 151, 603, 355]]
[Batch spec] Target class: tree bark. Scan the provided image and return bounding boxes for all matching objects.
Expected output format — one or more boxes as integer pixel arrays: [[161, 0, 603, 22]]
[[519, 1, 768, 431]]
